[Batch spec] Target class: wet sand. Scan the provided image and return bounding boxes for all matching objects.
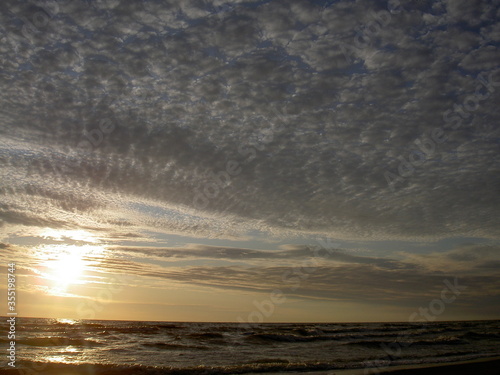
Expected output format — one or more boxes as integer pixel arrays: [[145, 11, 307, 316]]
[[248, 357, 500, 375], [374, 357, 500, 375], [1, 357, 500, 375]]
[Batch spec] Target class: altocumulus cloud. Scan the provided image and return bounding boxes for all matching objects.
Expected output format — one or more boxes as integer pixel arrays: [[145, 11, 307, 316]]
[[0, 0, 499, 241]]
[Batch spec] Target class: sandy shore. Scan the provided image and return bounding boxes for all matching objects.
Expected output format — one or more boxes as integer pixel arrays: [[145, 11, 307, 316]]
[[1, 358, 500, 375], [374, 357, 500, 375], [246, 357, 500, 375]]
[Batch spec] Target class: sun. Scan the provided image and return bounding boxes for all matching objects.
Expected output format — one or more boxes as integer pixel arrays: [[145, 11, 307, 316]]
[[33, 229, 106, 295], [48, 251, 85, 289], [37, 245, 98, 295]]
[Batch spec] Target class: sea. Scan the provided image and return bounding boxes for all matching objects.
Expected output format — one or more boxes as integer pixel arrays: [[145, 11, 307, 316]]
[[1, 318, 500, 374]]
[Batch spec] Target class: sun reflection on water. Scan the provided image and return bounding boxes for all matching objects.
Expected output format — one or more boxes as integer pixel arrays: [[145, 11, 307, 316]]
[[56, 318, 78, 325]]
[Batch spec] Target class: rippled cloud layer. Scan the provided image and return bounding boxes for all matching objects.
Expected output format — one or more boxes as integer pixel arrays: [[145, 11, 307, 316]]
[[1, 1, 499, 241]]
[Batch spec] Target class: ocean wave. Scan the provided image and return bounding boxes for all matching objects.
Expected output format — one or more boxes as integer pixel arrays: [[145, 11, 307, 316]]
[[17, 337, 102, 347], [14, 360, 354, 375], [246, 333, 337, 343], [9, 318, 500, 372], [186, 332, 225, 339], [155, 323, 184, 329], [347, 336, 467, 348], [97, 325, 163, 334], [142, 342, 210, 350], [463, 331, 500, 340], [244, 332, 412, 343]]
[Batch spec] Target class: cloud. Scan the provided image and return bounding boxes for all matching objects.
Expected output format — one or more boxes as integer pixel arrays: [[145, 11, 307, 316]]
[[0, 0, 499, 242], [94, 246, 500, 305], [401, 244, 500, 274], [110, 243, 404, 271], [5, 239, 499, 313]]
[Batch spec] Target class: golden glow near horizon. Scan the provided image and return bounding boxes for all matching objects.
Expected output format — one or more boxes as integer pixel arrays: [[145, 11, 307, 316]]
[[2, 225, 499, 322]]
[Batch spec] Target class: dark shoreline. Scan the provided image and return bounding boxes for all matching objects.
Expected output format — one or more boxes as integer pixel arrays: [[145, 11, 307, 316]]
[[376, 357, 500, 375], [329, 357, 500, 375], [1, 358, 500, 375]]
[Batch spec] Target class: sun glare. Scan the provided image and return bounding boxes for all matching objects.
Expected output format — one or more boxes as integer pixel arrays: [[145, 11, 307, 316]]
[[56, 318, 78, 325], [47, 251, 85, 288], [35, 243, 106, 295]]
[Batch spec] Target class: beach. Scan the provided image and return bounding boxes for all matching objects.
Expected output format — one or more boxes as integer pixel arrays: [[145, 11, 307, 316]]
[[376, 357, 500, 375], [334, 357, 500, 375], [1, 357, 500, 375], [337, 357, 500, 375], [254, 357, 500, 375]]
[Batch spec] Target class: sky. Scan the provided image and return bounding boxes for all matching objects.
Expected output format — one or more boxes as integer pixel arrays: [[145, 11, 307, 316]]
[[0, 0, 499, 323]]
